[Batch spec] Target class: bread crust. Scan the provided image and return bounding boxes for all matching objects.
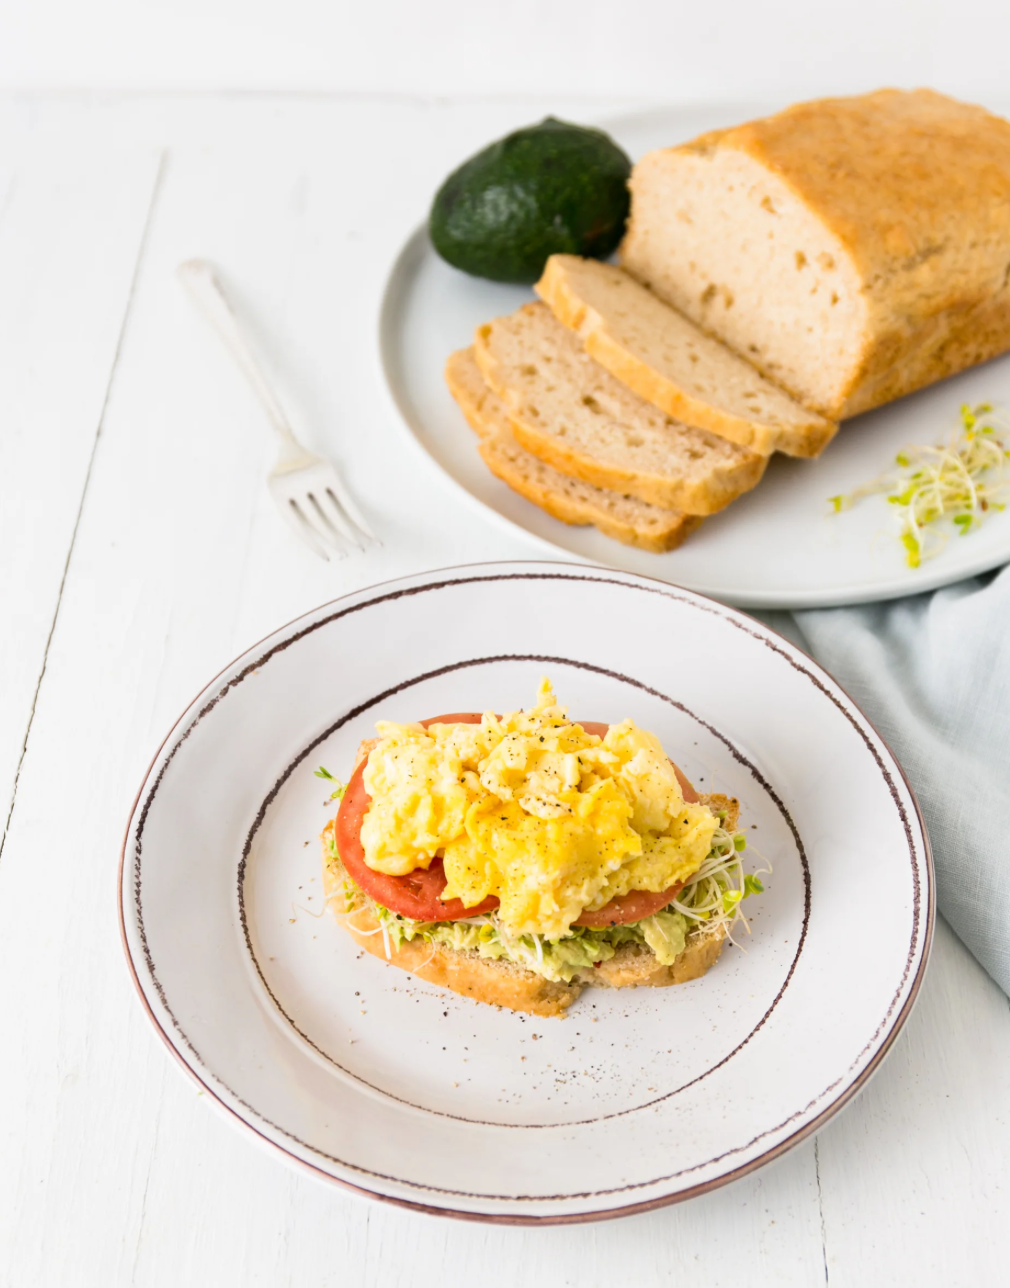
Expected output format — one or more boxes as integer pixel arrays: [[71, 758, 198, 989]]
[[589, 925, 726, 989], [623, 90, 1010, 419], [536, 255, 837, 458], [321, 791, 739, 1018], [444, 346, 499, 442]]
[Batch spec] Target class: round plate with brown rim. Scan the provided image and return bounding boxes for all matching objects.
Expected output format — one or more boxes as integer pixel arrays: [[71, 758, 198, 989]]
[[120, 560, 933, 1222], [379, 104, 1010, 610]]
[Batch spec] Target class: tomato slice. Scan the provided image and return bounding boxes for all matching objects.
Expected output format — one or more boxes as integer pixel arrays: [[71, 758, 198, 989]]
[[573, 881, 687, 928], [333, 712, 700, 926], [335, 760, 498, 923]]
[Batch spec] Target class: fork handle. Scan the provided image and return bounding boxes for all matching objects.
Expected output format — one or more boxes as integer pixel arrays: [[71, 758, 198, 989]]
[[177, 258, 300, 447]]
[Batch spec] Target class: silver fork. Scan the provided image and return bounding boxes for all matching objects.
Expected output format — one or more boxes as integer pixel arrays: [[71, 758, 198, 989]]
[[177, 258, 377, 560]]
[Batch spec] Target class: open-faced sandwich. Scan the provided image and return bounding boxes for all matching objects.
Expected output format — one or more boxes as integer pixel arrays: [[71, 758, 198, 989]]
[[321, 680, 762, 1017]]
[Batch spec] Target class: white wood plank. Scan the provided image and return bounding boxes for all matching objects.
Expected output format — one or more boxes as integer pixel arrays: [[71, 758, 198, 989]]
[[2, 0, 1010, 107], [0, 148, 162, 848], [816, 916, 1010, 1286], [122, 1092, 825, 1287]]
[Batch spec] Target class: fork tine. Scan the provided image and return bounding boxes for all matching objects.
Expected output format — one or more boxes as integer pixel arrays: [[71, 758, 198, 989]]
[[285, 497, 342, 560], [309, 488, 367, 552], [324, 473, 379, 545], [298, 495, 351, 558]]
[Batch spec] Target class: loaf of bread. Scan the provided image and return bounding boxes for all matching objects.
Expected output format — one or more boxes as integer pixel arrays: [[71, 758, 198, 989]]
[[474, 302, 767, 514], [620, 89, 1010, 420], [536, 254, 837, 456], [445, 347, 703, 552]]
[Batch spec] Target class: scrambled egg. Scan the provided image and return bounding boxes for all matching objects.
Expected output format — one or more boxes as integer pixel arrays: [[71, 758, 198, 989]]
[[359, 679, 717, 939]]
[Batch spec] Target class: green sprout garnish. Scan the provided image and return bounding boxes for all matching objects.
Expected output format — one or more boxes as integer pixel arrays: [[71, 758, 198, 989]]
[[721, 871, 763, 912], [830, 402, 1010, 567], [315, 766, 346, 801]]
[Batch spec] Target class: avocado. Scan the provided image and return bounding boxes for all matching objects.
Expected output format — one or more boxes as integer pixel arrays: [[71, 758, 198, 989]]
[[429, 117, 632, 284]]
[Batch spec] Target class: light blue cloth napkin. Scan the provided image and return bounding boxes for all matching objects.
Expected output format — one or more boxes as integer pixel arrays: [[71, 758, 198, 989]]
[[761, 564, 1010, 995]]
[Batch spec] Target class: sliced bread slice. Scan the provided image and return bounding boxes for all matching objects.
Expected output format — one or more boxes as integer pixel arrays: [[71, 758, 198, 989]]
[[445, 347, 702, 552], [473, 302, 767, 515], [322, 786, 737, 1017], [536, 254, 837, 458]]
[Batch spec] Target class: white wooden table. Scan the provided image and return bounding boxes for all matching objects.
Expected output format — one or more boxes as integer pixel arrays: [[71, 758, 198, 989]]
[[1, 92, 1008, 1287]]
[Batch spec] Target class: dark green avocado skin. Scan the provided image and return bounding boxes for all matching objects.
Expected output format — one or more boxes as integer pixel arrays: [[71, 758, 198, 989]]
[[429, 117, 632, 284]]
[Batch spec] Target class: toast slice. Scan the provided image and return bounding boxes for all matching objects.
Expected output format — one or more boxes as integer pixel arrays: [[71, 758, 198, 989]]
[[536, 254, 837, 458], [445, 346, 703, 553], [474, 303, 767, 515], [322, 792, 739, 1018]]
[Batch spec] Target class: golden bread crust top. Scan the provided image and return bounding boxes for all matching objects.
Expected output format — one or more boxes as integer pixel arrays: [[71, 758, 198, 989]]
[[678, 89, 1010, 298]]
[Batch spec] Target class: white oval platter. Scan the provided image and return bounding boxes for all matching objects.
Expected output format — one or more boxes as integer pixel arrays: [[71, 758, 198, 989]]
[[120, 561, 933, 1222], [378, 105, 1010, 609]]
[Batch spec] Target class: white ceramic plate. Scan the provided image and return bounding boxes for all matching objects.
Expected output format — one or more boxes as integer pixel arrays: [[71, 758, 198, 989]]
[[120, 561, 933, 1222], [379, 104, 1010, 609]]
